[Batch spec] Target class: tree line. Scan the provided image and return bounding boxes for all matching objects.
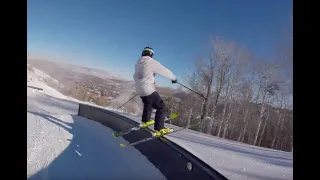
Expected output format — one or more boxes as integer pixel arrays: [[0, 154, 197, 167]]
[[163, 31, 292, 152]]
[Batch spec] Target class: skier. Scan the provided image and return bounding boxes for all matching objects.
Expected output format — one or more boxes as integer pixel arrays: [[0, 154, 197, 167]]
[[133, 47, 177, 136]]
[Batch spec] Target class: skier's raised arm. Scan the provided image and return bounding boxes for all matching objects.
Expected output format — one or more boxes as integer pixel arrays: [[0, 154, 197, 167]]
[[151, 59, 176, 81]]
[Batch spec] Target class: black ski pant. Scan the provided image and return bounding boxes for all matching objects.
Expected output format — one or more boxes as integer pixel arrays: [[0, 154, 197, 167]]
[[140, 91, 165, 131]]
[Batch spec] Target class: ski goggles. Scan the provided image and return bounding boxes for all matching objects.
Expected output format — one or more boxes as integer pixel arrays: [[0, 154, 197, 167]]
[[143, 48, 155, 54]]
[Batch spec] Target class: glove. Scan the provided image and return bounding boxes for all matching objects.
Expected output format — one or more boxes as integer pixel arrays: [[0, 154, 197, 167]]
[[172, 79, 178, 84]]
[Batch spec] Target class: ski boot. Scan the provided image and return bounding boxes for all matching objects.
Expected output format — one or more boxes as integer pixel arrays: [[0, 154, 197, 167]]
[[154, 127, 174, 137], [141, 120, 155, 128]]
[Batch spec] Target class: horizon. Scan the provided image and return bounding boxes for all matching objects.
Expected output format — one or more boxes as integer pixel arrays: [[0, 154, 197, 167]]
[[27, 0, 292, 88], [27, 57, 183, 90]]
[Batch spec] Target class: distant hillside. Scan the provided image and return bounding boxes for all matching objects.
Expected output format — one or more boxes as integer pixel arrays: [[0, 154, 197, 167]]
[[27, 59, 188, 98], [54, 61, 126, 81], [27, 59, 189, 115]]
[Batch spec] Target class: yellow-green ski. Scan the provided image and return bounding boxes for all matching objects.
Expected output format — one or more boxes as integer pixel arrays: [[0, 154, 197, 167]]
[[112, 113, 179, 137], [119, 120, 201, 147]]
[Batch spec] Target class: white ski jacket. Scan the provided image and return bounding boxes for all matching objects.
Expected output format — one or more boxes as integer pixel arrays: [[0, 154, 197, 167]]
[[133, 56, 176, 97]]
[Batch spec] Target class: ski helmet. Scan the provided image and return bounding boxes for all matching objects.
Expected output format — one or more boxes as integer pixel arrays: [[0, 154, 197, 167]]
[[141, 47, 154, 58]]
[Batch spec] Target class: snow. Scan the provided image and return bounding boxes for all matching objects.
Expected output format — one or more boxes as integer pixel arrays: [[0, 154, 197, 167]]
[[27, 65, 293, 180], [27, 86, 166, 180]]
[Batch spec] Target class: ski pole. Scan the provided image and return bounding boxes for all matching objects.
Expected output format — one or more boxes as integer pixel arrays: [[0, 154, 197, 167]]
[[176, 82, 206, 100], [117, 94, 138, 109]]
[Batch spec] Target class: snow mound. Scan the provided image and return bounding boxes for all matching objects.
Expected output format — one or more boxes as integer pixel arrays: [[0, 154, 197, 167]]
[[27, 63, 67, 100], [27, 63, 58, 85]]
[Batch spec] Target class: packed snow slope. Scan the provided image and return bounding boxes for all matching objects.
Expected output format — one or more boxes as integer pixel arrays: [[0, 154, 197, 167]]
[[27, 65, 292, 180]]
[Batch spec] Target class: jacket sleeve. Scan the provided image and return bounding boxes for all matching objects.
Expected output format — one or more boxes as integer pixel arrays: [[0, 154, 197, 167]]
[[151, 59, 176, 81]]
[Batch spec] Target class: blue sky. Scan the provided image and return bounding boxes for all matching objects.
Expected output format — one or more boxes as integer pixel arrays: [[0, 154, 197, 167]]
[[27, 0, 292, 88]]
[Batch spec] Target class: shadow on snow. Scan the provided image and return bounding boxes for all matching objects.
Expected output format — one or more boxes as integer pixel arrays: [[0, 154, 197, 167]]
[[27, 111, 165, 180]]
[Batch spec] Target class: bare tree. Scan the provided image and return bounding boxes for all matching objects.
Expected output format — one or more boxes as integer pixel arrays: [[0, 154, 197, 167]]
[[270, 90, 289, 148], [204, 37, 236, 134], [219, 46, 252, 138], [252, 63, 280, 146], [185, 53, 216, 132], [236, 70, 255, 142], [258, 99, 272, 147]]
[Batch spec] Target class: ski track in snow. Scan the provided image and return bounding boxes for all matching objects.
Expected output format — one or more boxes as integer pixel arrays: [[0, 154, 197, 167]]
[[27, 71, 292, 180]]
